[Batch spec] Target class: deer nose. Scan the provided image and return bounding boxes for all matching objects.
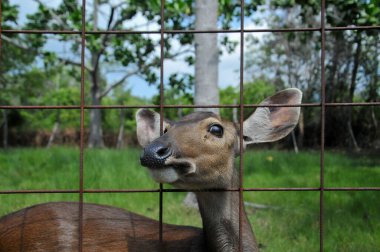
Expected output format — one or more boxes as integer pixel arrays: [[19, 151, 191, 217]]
[[140, 141, 172, 168]]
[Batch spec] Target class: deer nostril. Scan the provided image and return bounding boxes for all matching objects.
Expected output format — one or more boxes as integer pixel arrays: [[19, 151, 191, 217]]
[[140, 142, 172, 168]]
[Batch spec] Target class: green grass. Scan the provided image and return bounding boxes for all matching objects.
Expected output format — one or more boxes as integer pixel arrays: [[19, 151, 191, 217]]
[[0, 147, 379, 251]]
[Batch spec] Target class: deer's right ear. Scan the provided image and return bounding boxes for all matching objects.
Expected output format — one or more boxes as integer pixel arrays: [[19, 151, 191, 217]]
[[242, 88, 302, 147], [136, 109, 170, 147]]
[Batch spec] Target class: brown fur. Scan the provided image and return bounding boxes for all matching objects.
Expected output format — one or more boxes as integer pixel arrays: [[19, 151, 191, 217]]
[[0, 202, 205, 252], [165, 113, 238, 189]]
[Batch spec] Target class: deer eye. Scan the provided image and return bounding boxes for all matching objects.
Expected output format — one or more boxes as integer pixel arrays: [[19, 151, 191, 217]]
[[208, 124, 223, 138]]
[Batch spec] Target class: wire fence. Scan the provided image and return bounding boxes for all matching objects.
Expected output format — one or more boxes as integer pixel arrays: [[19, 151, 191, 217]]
[[1, 0, 380, 251]]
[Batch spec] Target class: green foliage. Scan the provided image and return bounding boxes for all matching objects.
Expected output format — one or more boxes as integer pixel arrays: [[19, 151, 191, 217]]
[[219, 80, 276, 120], [14, 67, 81, 130], [155, 79, 277, 121], [270, 0, 380, 29], [243, 80, 277, 104], [23, 0, 163, 90], [152, 74, 194, 120], [1, 0, 19, 28], [102, 88, 147, 132], [325, 0, 380, 27], [2, 0, 378, 149]]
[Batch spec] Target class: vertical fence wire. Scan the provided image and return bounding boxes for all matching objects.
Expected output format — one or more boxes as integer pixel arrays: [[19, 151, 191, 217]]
[[319, 0, 326, 251], [79, 0, 87, 251], [239, 1, 245, 251], [159, 0, 166, 247]]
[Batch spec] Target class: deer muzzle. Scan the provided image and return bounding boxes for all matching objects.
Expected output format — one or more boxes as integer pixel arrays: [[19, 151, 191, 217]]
[[140, 140, 172, 168]]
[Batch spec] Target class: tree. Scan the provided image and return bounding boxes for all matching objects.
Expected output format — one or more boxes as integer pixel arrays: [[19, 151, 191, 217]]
[[194, 0, 219, 114], [245, 30, 320, 149], [323, 0, 379, 150], [17, 0, 168, 147], [1, 0, 39, 148]]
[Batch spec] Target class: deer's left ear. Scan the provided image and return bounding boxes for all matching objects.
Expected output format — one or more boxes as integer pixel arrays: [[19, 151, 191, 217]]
[[242, 88, 302, 147], [136, 109, 171, 147]]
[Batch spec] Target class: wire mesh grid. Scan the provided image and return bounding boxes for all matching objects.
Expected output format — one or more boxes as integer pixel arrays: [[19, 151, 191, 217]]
[[0, 0, 379, 251]]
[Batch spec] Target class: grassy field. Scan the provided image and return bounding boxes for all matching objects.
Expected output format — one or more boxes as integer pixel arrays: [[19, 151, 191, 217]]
[[0, 147, 379, 251]]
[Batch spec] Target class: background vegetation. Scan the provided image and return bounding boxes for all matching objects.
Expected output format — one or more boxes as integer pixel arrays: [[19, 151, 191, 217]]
[[1, 0, 379, 150]]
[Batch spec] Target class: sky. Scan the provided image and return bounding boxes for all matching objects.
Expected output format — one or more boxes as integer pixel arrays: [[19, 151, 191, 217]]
[[9, 0, 266, 99]]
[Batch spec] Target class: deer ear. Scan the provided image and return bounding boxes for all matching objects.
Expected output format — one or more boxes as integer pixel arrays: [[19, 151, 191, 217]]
[[136, 109, 171, 147], [242, 88, 302, 146]]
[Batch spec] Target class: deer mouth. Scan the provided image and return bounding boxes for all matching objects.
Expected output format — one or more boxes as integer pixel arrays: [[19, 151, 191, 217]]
[[144, 158, 196, 184], [147, 167, 179, 184], [164, 158, 196, 176]]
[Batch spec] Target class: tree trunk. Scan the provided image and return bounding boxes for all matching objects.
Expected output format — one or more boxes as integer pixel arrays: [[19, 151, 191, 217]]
[[291, 131, 299, 154], [88, 1, 104, 148], [88, 84, 105, 148], [368, 39, 378, 131], [47, 88, 61, 148], [116, 109, 125, 149], [371, 106, 378, 130], [348, 35, 361, 104], [284, 42, 299, 153], [347, 121, 360, 151], [2, 109, 8, 148], [185, 0, 219, 208], [47, 119, 60, 148], [326, 35, 342, 103], [297, 110, 304, 148], [347, 33, 361, 152], [194, 0, 219, 115], [88, 54, 104, 148]]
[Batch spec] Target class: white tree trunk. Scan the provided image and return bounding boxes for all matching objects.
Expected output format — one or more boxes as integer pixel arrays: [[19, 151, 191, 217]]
[[291, 131, 299, 154], [194, 0, 219, 115], [47, 121, 60, 148], [116, 109, 125, 149], [185, 0, 219, 208], [347, 121, 360, 152], [88, 86, 105, 148]]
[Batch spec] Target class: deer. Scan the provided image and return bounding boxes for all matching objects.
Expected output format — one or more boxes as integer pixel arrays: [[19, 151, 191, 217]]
[[0, 88, 302, 252]]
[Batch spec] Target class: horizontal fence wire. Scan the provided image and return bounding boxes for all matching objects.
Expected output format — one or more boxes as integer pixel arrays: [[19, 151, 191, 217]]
[[0, 0, 379, 251], [2, 25, 380, 34], [1, 102, 380, 110], [0, 187, 380, 195]]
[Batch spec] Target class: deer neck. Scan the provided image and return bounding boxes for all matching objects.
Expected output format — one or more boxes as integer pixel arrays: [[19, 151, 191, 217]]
[[195, 165, 259, 252]]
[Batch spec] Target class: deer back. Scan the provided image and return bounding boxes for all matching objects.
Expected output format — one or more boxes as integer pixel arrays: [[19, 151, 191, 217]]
[[0, 202, 205, 252]]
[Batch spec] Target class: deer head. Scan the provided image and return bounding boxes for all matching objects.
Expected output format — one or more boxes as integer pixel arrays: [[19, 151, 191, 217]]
[[136, 88, 302, 190]]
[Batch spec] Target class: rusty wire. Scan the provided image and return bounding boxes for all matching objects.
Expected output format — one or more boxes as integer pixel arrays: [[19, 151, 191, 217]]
[[319, 0, 326, 249], [0, 0, 379, 251]]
